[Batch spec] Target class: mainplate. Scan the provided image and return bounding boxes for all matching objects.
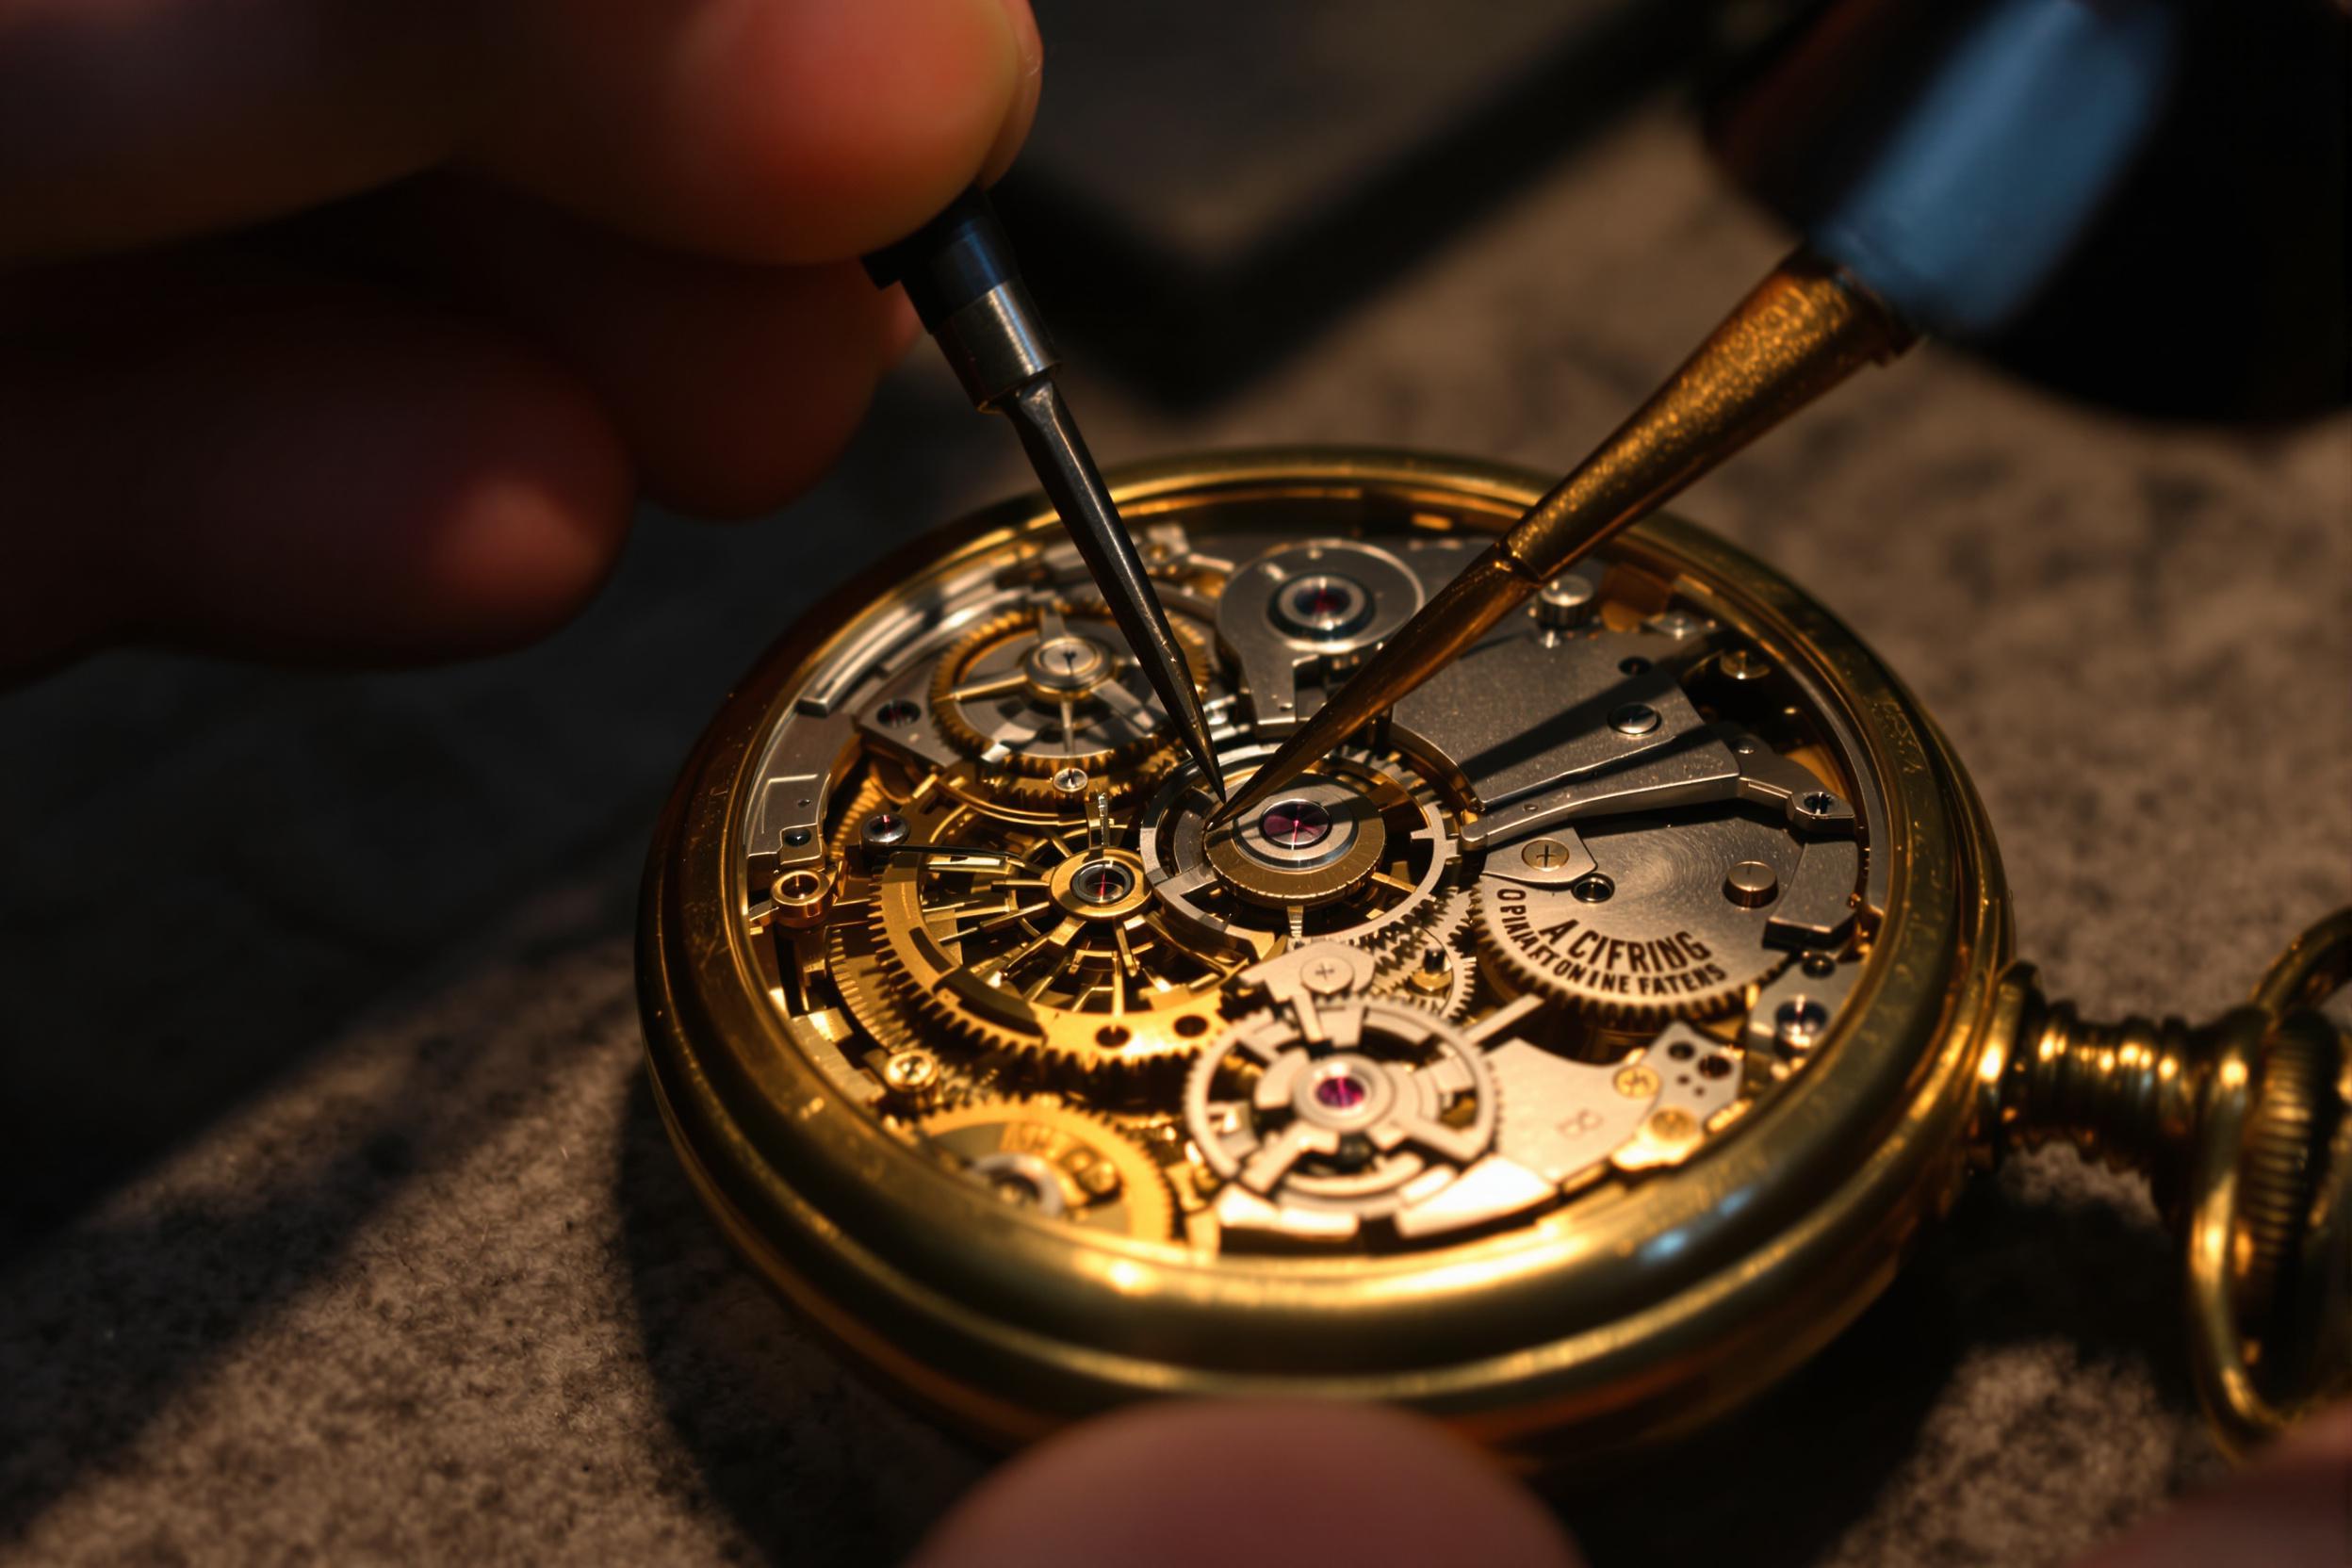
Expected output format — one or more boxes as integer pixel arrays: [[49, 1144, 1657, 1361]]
[[744, 512, 1878, 1256]]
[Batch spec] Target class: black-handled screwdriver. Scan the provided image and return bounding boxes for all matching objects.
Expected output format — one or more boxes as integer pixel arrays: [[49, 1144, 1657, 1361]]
[[864, 188, 1229, 805]]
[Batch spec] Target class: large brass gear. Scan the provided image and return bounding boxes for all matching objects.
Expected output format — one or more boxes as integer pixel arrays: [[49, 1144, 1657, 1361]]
[[917, 1098, 1176, 1240], [1473, 808, 1798, 1024], [933, 748, 1185, 827], [927, 598, 1212, 811], [825, 901, 929, 1062], [865, 790, 1243, 1080]]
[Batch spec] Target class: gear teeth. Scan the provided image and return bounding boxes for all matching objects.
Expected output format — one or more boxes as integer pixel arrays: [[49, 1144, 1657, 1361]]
[[926, 599, 1212, 812], [1378, 944, 1478, 1021], [825, 894, 914, 1045], [1469, 833, 1796, 1027], [2233, 1023, 2336, 1328], [862, 795, 1226, 1084], [1370, 888, 1478, 1021]]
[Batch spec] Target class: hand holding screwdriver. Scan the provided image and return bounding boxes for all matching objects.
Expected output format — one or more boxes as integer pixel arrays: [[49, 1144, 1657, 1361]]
[[866, 187, 1230, 804]]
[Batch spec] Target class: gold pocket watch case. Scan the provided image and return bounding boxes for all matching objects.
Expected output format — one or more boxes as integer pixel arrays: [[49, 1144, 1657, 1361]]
[[638, 449, 2349, 1463]]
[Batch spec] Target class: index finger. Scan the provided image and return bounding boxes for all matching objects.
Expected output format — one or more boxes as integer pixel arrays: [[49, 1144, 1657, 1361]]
[[0, 0, 1042, 265]]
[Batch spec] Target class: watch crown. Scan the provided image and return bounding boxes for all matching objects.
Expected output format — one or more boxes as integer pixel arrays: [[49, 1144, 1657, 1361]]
[[1982, 909, 2352, 1458]]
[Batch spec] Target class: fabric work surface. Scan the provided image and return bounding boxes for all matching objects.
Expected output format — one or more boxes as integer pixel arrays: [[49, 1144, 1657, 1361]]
[[3, 105, 2347, 1567]]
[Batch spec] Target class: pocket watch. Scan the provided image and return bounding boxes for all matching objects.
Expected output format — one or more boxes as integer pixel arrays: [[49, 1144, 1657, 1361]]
[[637, 449, 2350, 1463]]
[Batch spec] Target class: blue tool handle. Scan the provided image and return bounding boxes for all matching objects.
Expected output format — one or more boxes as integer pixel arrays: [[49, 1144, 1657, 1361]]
[[1805, 0, 2182, 339]]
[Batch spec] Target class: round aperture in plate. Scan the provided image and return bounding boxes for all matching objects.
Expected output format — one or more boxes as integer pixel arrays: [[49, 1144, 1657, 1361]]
[[1271, 573, 1376, 639]]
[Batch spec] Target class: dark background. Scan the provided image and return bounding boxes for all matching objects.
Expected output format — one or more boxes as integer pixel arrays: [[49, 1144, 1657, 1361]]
[[3, 3, 2346, 1562]]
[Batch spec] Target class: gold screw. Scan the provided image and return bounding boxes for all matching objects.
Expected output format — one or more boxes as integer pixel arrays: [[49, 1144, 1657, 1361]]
[[1615, 1064, 1660, 1099], [1648, 1107, 1698, 1143], [883, 1050, 939, 1099], [1070, 1153, 1120, 1199]]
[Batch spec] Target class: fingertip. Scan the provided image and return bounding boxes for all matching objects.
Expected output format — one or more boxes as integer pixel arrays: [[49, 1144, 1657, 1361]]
[[486, 0, 1032, 264], [710, 0, 1028, 260], [912, 1402, 1584, 1568], [978, 0, 1045, 185], [401, 368, 634, 647], [2074, 1400, 2352, 1568], [881, 284, 923, 359], [132, 292, 636, 662], [624, 261, 905, 520]]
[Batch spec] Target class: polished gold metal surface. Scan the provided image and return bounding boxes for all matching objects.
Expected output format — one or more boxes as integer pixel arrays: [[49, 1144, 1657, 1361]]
[[1219, 253, 1913, 826], [639, 449, 2347, 1464], [917, 1099, 1177, 1241], [1977, 914, 2352, 1454]]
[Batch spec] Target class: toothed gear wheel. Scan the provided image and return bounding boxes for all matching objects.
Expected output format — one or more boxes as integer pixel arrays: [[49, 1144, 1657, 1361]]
[[1138, 743, 1461, 958], [1474, 808, 1800, 1023], [867, 792, 1242, 1080], [1373, 888, 1478, 1020], [825, 897, 929, 1057], [919, 1099, 1176, 1240], [927, 598, 1211, 808], [933, 746, 1186, 826], [1182, 997, 1499, 1226]]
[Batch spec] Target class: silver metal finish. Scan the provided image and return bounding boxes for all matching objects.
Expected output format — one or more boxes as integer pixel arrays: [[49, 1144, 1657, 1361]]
[[936, 281, 1057, 409], [1135, 743, 1458, 954], [752, 772, 833, 868], [1488, 1021, 1739, 1184], [966, 1151, 1070, 1217], [1474, 808, 1804, 1021], [1723, 859, 1779, 908], [946, 601, 1177, 766], [1764, 840, 1862, 950], [1233, 787, 1358, 871], [1516, 836, 1600, 884], [1184, 998, 1506, 1241], [1741, 954, 1865, 1089], [1236, 941, 1381, 1044], [1535, 573, 1597, 630], [1215, 541, 1431, 735]]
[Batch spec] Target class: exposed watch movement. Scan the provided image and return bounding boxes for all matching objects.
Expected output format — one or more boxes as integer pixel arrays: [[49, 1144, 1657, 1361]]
[[640, 451, 2349, 1462]]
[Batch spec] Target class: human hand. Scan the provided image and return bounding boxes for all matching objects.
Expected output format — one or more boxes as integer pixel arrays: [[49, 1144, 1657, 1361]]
[[911, 1400, 2352, 1568], [0, 0, 1041, 678]]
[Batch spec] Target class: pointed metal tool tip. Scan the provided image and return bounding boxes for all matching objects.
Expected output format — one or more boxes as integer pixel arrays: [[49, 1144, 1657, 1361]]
[[1189, 733, 1230, 804]]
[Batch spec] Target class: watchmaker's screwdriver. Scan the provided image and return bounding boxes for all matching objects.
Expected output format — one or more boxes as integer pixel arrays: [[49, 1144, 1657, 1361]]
[[865, 188, 1228, 804]]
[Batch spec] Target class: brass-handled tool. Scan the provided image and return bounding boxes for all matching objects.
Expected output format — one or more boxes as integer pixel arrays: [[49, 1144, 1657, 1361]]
[[866, 188, 1229, 804], [1217, 248, 1913, 825], [1216, 0, 2187, 827]]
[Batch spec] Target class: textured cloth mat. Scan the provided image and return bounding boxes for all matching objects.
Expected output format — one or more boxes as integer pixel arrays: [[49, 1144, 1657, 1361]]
[[3, 105, 2347, 1566]]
